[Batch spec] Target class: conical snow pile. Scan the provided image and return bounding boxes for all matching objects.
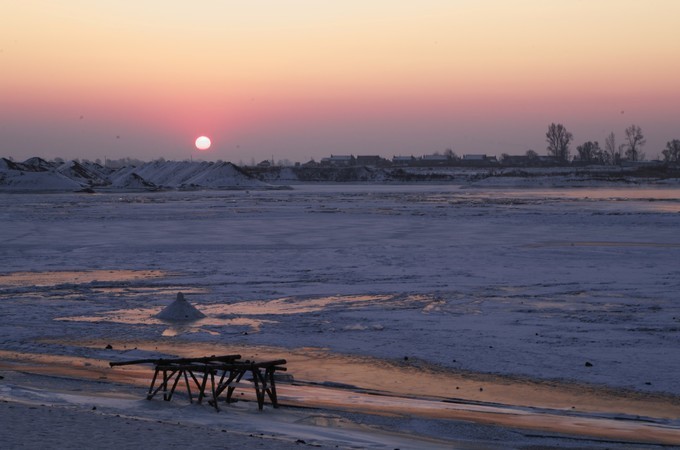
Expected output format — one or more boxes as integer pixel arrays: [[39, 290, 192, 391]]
[[155, 292, 206, 321]]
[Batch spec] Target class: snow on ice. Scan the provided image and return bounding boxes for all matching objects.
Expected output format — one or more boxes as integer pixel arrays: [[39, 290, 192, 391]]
[[1, 164, 680, 448]]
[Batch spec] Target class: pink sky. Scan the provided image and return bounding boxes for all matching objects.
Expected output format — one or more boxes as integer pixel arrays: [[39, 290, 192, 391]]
[[2, 1, 679, 163]]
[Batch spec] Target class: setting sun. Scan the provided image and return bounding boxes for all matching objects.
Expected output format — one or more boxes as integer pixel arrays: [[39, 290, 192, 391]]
[[194, 136, 211, 150]]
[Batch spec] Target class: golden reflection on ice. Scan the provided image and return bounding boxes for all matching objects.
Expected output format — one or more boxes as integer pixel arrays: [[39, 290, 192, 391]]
[[55, 294, 432, 337], [222, 294, 408, 315], [0, 269, 210, 301], [0, 270, 166, 287], [57, 306, 276, 336], [88, 286, 208, 297], [10, 339, 680, 445]]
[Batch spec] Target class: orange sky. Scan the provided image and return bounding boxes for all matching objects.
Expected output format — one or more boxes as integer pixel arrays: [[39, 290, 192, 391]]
[[2, 1, 679, 162]]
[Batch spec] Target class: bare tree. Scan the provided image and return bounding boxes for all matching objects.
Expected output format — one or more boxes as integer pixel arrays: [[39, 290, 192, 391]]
[[576, 141, 602, 164], [662, 139, 680, 163], [603, 132, 620, 165], [623, 124, 646, 161], [545, 123, 573, 162], [444, 148, 459, 160]]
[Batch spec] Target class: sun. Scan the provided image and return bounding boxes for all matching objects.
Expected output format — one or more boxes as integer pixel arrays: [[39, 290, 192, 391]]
[[195, 136, 211, 150]]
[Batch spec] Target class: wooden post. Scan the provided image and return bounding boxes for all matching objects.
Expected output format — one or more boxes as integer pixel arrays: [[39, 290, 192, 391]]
[[183, 370, 193, 403], [147, 367, 160, 400]]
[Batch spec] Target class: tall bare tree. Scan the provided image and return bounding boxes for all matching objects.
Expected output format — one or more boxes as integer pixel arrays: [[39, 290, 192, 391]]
[[545, 123, 573, 162], [623, 124, 646, 161], [662, 139, 680, 163], [603, 132, 621, 165]]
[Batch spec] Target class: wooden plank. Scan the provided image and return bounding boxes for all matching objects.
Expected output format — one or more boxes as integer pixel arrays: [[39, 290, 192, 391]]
[[109, 354, 241, 367]]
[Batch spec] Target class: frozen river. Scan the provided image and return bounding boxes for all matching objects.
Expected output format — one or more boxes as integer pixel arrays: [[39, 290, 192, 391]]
[[1, 184, 679, 396]]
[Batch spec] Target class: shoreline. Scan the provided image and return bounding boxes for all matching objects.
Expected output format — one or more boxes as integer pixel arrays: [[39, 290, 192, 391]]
[[2, 158, 680, 193], [2, 342, 679, 447]]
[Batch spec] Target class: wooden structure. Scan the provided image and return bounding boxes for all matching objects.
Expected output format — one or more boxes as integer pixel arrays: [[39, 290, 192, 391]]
[[110, 354, 287, 411]]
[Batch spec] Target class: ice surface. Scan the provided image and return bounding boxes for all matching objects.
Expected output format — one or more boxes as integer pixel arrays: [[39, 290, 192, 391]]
[[1, 184, 680, 446], [1, 185, 679, 391]]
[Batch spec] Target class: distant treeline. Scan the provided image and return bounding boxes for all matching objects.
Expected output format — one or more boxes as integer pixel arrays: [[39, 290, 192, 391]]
[[10, 123, 679, 169]]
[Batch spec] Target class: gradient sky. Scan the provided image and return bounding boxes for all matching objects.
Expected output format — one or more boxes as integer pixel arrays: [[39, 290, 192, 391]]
[[2, 1, 679, 164]]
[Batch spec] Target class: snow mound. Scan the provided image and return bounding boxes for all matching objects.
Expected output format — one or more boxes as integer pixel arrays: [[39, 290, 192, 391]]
[[0, 158, 23, 171], [56, 160, 110, 186], [140, 161, 265, 189], [0, 170, 85, 192], [22, 157, 57, 172], [1, 158, 278, 192], [182, 161, 262, 188], [108, 160, 271, 190], [155, 292, 206, 321], [110, 172, 157, 190]]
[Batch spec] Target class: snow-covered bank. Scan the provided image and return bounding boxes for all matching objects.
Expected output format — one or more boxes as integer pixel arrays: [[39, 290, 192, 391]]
[[2, 361, 676, 449], [0, 158, 280, 192], [2, 156, 679, 192], [246, 163, 680, 186]]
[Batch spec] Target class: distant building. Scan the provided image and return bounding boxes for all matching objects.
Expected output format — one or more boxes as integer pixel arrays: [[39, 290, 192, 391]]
[[422, 154, 448, 161], [355, 155, 386, 167], [537, 156, 560, 166], [501, 155, 531, 166], [321, 155, 355, 167], [463, 154, 487, 161], [458, 154, 498, 166], [302, 159, 319, 167], [416, 154, 448, 166], [392, 156, 415, 166]]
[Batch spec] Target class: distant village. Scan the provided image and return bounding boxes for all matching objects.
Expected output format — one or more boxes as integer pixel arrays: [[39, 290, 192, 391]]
[[253, 151, 658, 169], [252, 124, 680, 169]]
